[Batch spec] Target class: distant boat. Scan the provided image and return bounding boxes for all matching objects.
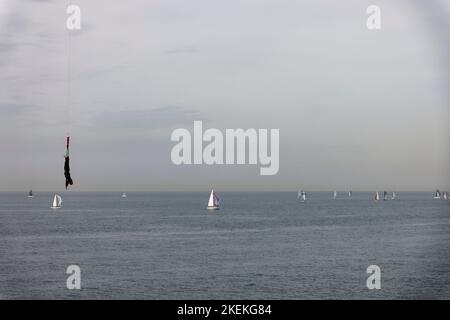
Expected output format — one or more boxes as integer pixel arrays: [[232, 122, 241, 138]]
[[333, 191, 337, 199], [51, 194, 62, 209], [374, 192, 380, 201], [433, 190, 441, 199], [28, 190, 33, 198], [298, 190, 306, 202], [121, 193, 127, 198], [348, 191, 352, 197], [391, 192, 397, 200], [383, 191, 388, 201], [207, 190, 220, 210], [443, 192, 448, 200]]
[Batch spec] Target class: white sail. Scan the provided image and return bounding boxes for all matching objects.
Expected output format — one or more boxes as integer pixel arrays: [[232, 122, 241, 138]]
[[207, 190, 219, 209], [299, 191, 306, 201], [51, 194, 62, 208], [434, 190, 441, 199], [443, 192, 448, 200], [392, 192, 396, 200], [56, 194, 62, 207], [374, 192, 380, 201], [208, 190, 214, 207], [333, 191, 337, 199]]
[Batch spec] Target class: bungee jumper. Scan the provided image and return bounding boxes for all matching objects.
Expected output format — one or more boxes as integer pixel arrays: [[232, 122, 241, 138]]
[[64, 135, 73, 189]]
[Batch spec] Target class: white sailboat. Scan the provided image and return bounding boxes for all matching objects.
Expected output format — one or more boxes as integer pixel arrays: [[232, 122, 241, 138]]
[[333, 191, 337, 199], [443, 192, 448, 200], [391, 192, 397, 200], [374, 192, 380, 201], [433, 190, 441, 199], [28, 190, 33, 198], [121, 193, 127, 198], [207, 190, 219, 210], [51, 194, 62, 209], [298, 190, 306, 202], [348, 191, 352, 198]]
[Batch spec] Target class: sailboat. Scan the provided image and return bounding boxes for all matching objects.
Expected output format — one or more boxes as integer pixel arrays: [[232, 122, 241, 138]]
[[333, 191, 337, 199], [121, 193, 127, 198], [383, 191, 388, 201], [207, 190, 220, 210], [443, 192, 448, 200], [391, 192, 397, 200], [348, 191, 352, 197], [28, 190, 33, 198], [433, 190, 441, 199], [51, 194, 62, 209], [298, 190, 306, 202], [374, 192, 380, 201]]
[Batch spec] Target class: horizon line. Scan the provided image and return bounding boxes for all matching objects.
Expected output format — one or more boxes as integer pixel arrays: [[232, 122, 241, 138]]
[[1, 190, 446, 193]]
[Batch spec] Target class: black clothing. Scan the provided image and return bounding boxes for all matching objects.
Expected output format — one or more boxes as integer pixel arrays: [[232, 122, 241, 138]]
[[64, 156, 73, 189]]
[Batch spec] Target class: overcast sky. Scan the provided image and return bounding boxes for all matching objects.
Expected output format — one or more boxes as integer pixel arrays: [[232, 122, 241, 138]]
[[0, 0, 449, 191]]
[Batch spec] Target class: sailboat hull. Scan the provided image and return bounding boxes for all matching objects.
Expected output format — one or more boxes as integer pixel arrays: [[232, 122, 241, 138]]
[[207, 206, 219, 210]]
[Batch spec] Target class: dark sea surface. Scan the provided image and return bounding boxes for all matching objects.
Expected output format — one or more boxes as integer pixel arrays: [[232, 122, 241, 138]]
[[0, 192, 449, 299]]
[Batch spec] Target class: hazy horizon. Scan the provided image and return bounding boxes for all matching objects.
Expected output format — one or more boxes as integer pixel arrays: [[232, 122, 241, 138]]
[[1, 190, 445, 193], [1, 0, 449, 192]]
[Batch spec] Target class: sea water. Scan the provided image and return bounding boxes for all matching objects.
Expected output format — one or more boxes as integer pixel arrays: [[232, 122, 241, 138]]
[[0, 192, 449, 299]]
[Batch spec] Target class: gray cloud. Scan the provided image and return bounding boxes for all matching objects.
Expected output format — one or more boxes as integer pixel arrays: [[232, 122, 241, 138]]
[[0, 102, 33, 116], [0, 42, 15, 53], [411, 0, 450, 79], [92, 106, 201, 131], [4, 12, 28, 34]]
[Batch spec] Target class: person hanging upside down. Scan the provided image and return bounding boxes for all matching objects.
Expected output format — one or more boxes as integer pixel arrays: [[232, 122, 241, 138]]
[[64, 136, 73, 189]]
